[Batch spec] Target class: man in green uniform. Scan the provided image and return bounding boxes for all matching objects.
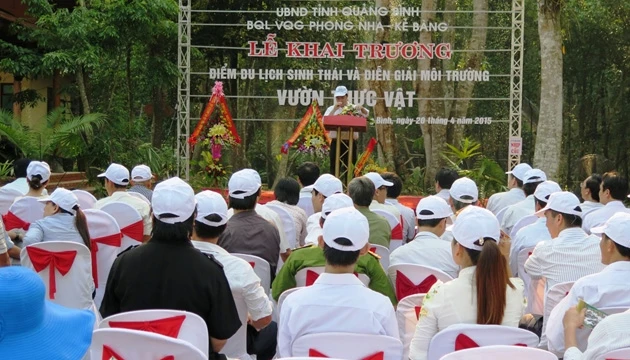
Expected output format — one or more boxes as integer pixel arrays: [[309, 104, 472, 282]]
[[272, 193, 396, 305], [348, 176, 392, 247]]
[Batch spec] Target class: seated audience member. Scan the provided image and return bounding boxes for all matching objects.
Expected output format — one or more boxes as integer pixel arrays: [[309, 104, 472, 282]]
[[94, 163, 152, 242], [389, 196, 459, 278], [348, 176, 391, 247], [1, 158, 31, 194], [524, 192, 604, 289], [364, 171, 402, 223], [296, 162, 320, 216], [0, 267, 95, 360], [562, 307, 630, 360], [382, 172, 417, 242], [304, 174, 343, 245], [272, 193, 396, 305], [509, 180, 562, 275], [434, 167, 459, 202], [486, 163, 532, 214], [128, 164, 154, 201], [267, 177, 308, 247], [192, 190, 275, 360], [21, 161, 51, 199], [101, 177, 241, 359], [277, 207, 399, 358], [408, 206, 525, 360], [442, 177, 478, 242], [501, 168, 547, 234], [546, 212, 630, 354], [582, 171, 630, 233], [219, 169, 284, 274], [579, 173, 603, 216]]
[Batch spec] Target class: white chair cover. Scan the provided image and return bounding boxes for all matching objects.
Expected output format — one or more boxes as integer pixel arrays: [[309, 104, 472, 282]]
[[233, 253, 271, 295], [388, 264, 454, 301], [496, 207, 508, 223], [277, 358, 345, 360], [510, 214, 538, 239], [369, 243, 390, 270], [127, 191, 151, 205], [20, 241, 97, 314], [91, 328, 206, 360], [396, 294, 425, 360], [517, 246, 545, 314], [222, 290, 251, 360], [295, 266, 370, 287], [4, 196, 44, 230], [100, 201, 144, 252], [0, 187, 23, 215], [277, 287, 303, 321], [596, 348, 630, 360], [84, 209, 122, 309], [99, 309, 209, 357], [72, 189, 97, 210], [372, 208, 404, 241], [539, 281, 575, 348], [265, 203, 298, 249], [292, 332, 403, 360], [439, 345, 558, 360], [427, 324, 540, 360]]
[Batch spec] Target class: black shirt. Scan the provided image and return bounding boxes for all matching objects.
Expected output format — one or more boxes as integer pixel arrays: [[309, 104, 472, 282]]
[[100, 238, 241, 352]]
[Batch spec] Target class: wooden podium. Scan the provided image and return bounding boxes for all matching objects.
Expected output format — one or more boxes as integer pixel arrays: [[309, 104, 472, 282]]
[[323, 115, 368, 185]]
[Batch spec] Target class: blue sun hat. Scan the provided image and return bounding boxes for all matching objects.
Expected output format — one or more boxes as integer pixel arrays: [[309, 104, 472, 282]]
[[0, 267, 95, 360]]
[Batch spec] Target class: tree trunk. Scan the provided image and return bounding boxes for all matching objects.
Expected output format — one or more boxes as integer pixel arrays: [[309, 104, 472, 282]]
[[533, 0, 563, 178], [12, 78, 22, 120], [151, 86, 166, 148], [126, 43, 134, 123], [76, 66, 90, 114]]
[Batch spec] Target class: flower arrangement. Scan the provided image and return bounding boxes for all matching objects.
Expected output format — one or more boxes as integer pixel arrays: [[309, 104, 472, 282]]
[[281, 100, 330, 157]]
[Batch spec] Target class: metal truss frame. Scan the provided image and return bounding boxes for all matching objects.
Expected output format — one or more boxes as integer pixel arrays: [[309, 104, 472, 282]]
[[508, 0, 525, 172]]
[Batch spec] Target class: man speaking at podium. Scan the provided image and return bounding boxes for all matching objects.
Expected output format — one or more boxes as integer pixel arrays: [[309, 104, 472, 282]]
[[324, 85, 369, 174]]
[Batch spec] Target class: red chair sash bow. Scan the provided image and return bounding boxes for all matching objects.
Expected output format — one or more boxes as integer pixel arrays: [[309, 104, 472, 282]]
[[26, 246, 77, 299], [309, 349, 384, 360], [102, 345, 173, 360], [109, 315, 186, 338], [2, 211, 30, 231], [392, 222, 403, 240], [91, 232, 123, 288], [454, 334, 527, 351], [120, 220, 144, 242], [249, 262, 256, 268], [415, 306, 422, 320], [305, 270, 362, 286], [395, 271, 437, 301]]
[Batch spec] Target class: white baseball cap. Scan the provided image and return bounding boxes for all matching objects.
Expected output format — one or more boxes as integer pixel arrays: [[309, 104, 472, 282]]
[[449, 177, 478, 203], [97, 163, 130, 186], [523, 168, 547, 184], [26, 161, 51, 182], [448, 205, 501, 251], [312, 174, 343, 197], [506, 163, 532, 181], [591, 212, 630, 248], [364, 172, 393, 189], [322, 207, 369, 252], [131, 165, 153, 182], [534, 180, 562, 202], [333, 85, 348, 97], [321, 193, 354, 219], [416, 195, 453, 220], [535, 191, 582, 217], [195, 190, 228, 226], [152, 177, 196, 224], [38, 188, 78, 214], [228, 169, 262, 199]]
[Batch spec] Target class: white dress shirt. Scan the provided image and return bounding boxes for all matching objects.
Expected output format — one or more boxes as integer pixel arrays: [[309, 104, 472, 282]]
[[227, 204, 290, 253], [486, 188, 526, 215], [385, 198, 417, 241], [582, 201, 630, 234], [22, 213, 86, 247], [297, 186, 314, 217], [389, 231, 459, 278], [510, 217, 551, 276], [191, 240, 272, 321], [95, 191, 152, 236], [435, 189, 450, 203], [564, 309, 630, 360], [580, 201, 603, 217], [547, 261, 630, 354], [2, 177, 29, 194], [524, 228, 604, 290], [501, 195, 536, 234], [408, 266, 525, 360], [278, 273, 398, 358], [304, 212, 322, 246]]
